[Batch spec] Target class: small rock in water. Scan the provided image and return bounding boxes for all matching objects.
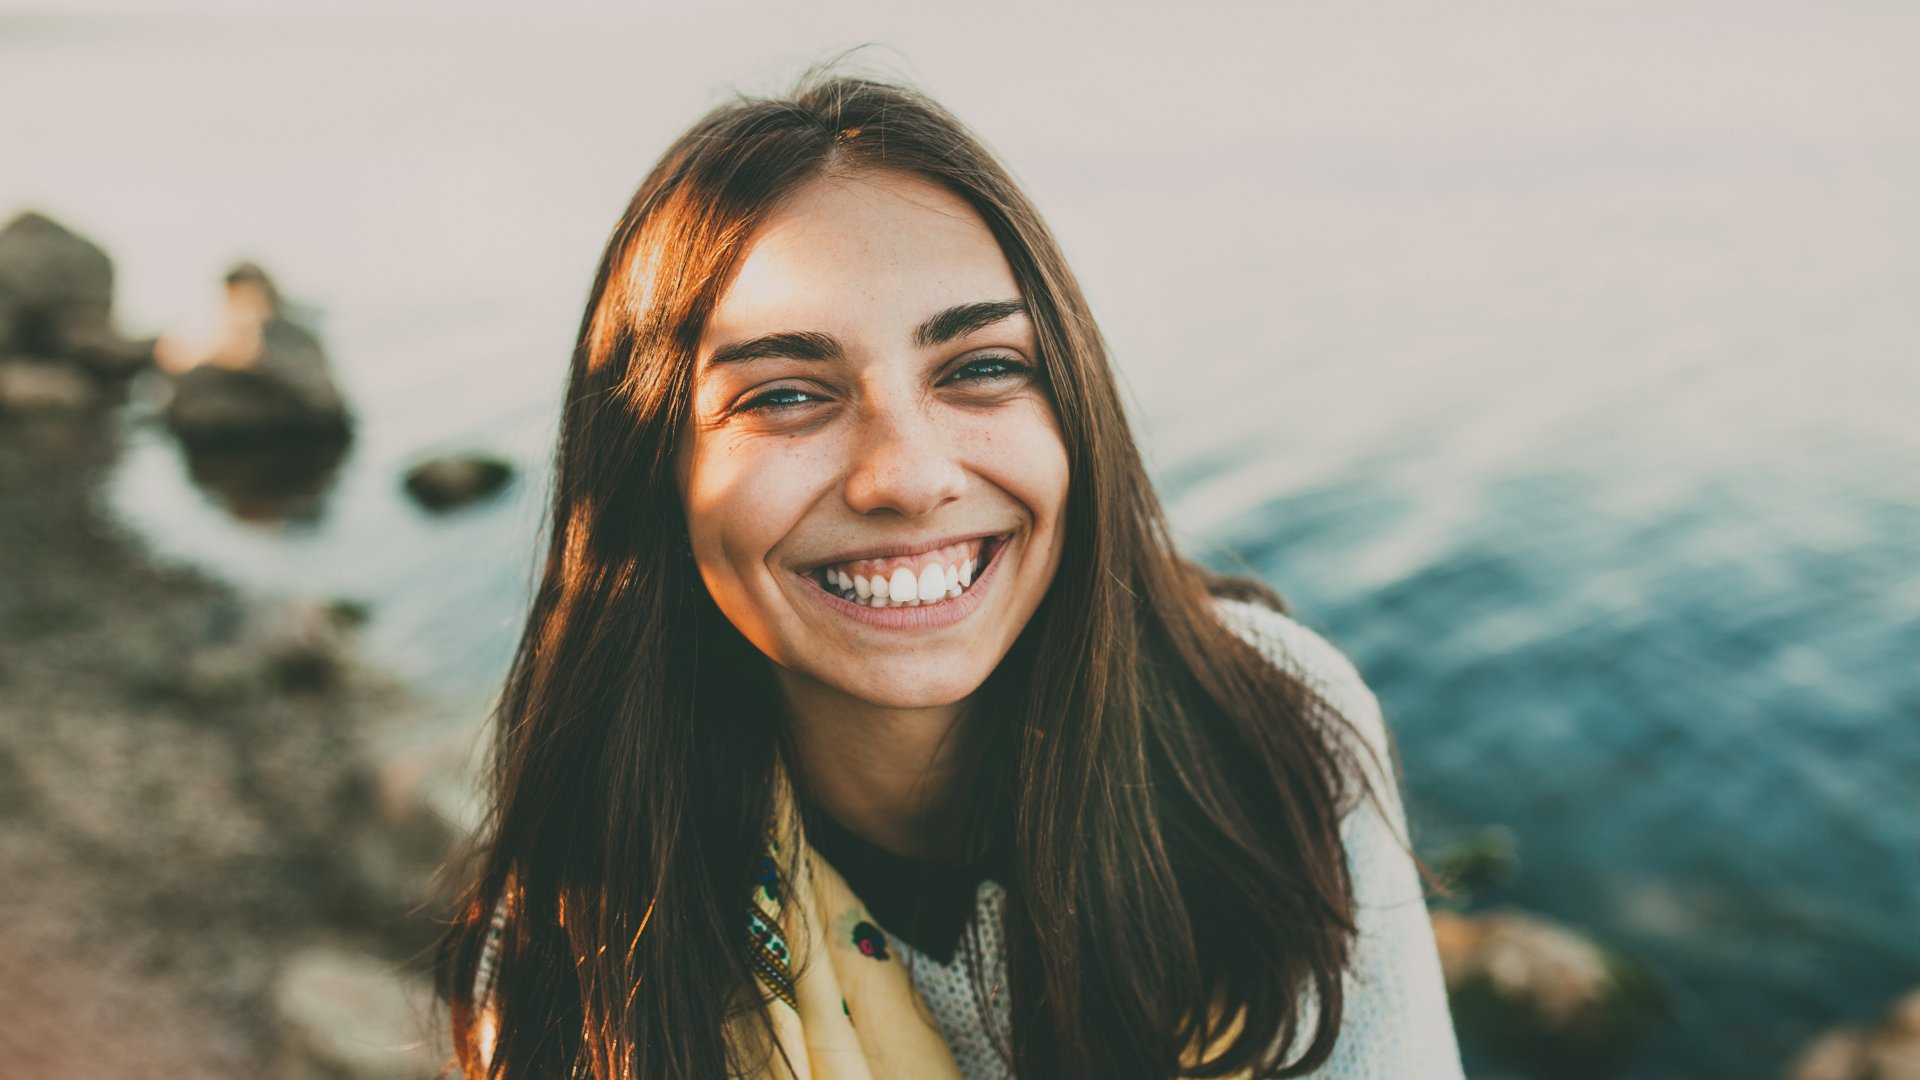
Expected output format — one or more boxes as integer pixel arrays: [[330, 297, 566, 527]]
[[403, 454, 515, 512]]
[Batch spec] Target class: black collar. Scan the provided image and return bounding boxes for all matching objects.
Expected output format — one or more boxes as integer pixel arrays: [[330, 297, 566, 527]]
[[802, 806, 1011, 965]]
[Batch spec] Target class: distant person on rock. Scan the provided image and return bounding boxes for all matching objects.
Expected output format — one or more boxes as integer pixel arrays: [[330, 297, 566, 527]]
[[157, 263, 351, 444]]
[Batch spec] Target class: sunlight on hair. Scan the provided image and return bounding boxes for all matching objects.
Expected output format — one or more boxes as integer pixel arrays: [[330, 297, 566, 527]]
[[585, 234, 668, 375], [626, 898, 658, 962], [558, 499, 600, 595], [478, 1009, 498, 1069]]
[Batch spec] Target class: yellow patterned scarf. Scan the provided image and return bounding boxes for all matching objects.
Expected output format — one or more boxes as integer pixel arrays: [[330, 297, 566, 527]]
[[729, 765, 970, 1079], [726, 765, 1249, 1079]]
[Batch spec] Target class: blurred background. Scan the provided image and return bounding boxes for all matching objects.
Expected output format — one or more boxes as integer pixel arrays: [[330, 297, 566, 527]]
[[1, 1, 1914, 1078]]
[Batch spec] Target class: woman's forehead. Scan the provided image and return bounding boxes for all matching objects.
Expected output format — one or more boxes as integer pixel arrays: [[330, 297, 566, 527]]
[[700, 171, 1022, 357]]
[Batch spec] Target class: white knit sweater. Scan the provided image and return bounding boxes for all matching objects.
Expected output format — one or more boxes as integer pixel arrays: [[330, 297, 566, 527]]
[[884, 597, 1468, 1078]]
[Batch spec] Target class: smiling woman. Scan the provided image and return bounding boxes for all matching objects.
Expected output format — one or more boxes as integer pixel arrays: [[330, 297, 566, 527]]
[[680, 171, 1068, 730], [435, 69, 1466, 1080]]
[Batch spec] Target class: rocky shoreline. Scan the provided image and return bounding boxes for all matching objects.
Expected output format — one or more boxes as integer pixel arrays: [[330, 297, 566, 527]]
[[0, 402, 464, 1078], [0, 206, 507, 1080]]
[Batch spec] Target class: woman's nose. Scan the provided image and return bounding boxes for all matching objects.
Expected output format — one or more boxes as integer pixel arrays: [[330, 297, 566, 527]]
[[842, 400, 966, 519]]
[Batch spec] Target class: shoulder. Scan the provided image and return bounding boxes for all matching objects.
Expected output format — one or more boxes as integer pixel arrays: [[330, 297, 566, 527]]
[[1211, 597, 1466, 1074], [1207, 595, 1392, 774]]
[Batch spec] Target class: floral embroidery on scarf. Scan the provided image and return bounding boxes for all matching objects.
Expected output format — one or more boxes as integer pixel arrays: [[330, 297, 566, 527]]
[[754, 854, 781, 905], [851, 920, 891, 961], [747, 829, 796, 1010], [747, 906, 797, 1010]]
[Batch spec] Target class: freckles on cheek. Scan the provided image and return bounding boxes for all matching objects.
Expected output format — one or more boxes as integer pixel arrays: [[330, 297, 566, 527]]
[[683, 435, 838, 570], [973, 401, 1071, 500]]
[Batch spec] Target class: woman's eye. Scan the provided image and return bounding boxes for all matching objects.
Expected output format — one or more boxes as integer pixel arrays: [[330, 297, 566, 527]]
[[949, 355, 1032, 385], [738, 386, 824, 414]]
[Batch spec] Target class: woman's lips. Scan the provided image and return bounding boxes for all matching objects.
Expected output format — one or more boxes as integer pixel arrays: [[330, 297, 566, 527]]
[[813, 535, 1004, 605], [794, 526, 1013, 622]]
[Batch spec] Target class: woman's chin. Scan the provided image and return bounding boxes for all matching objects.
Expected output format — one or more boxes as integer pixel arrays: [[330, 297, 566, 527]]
[[818, 669, 985, 712]]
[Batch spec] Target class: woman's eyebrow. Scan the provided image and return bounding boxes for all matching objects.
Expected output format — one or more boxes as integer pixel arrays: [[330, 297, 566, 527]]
[[705, 330, 842, 369], [913, 299, 1028, 348], [703, 299, 1029, 371]]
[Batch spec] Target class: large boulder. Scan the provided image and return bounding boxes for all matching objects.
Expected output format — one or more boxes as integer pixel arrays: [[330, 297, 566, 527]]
[[1790, 986, 1920, 1080], [1433, 907, 1669, 1079], [0, 211, 151, 376]]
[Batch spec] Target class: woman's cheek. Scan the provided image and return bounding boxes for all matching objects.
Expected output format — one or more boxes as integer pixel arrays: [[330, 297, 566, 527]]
[[973, 399, 1070, 508], [717, 437, 835, 550], [684, 433, 813, 575]]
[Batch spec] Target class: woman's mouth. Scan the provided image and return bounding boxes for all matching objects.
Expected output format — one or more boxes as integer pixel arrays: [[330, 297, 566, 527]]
[[799, 533, 1010, 626], [811, 534, 1003, 607]]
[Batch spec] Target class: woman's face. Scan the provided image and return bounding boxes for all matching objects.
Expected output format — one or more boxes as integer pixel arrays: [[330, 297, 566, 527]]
[[675, 169, 1070, 712]]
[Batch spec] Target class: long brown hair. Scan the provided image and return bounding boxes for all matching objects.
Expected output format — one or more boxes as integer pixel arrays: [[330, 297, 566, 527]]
[[435, 68, 1426, 1079]]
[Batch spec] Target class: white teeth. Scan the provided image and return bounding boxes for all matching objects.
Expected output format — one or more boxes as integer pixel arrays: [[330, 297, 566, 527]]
[[820, 542, 993, 612], [916, 564, 945, 602], [889, 567, 918, 605]]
